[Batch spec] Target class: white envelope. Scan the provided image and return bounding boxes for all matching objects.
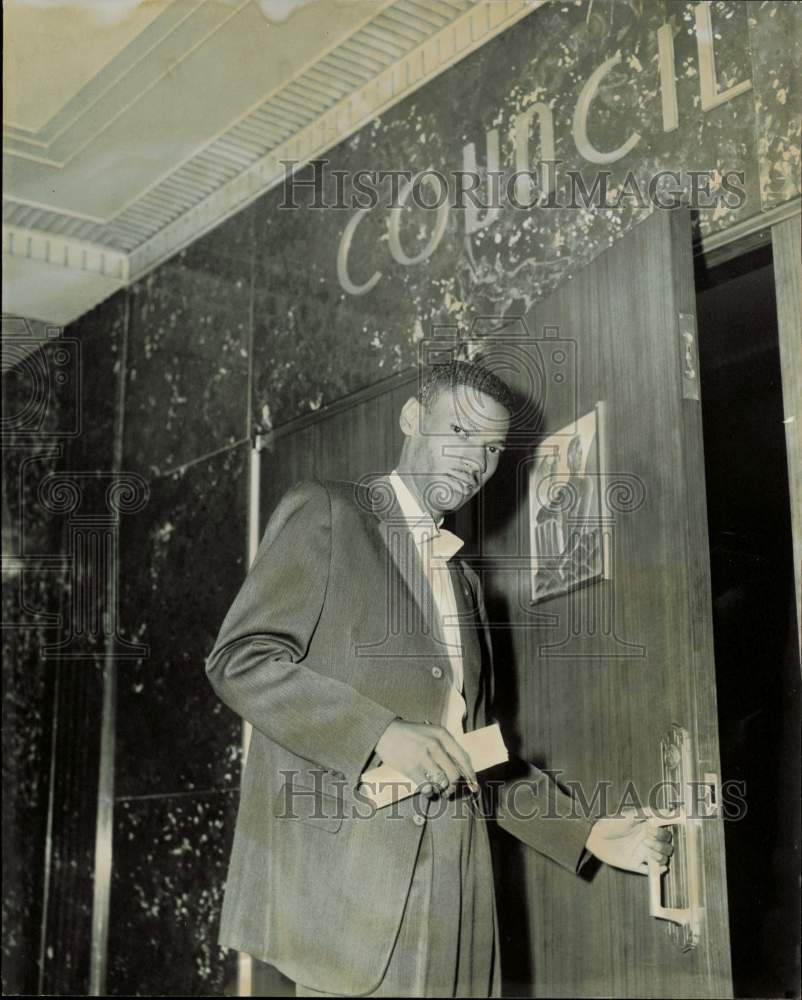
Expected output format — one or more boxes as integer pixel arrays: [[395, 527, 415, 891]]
[[359, 723, 508, 809]]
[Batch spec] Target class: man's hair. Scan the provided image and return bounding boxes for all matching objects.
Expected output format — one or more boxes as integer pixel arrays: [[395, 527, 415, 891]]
[[416, 359, 515, 414]]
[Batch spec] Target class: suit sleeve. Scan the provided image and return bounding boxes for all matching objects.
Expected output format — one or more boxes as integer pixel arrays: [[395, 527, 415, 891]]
[[205, 480, 397, 789], [464, 563, 594, 874]]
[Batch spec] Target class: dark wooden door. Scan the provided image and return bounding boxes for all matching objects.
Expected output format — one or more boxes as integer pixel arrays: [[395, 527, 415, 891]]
[[475, 208, 732, 998], [258, 370, 416, 517]]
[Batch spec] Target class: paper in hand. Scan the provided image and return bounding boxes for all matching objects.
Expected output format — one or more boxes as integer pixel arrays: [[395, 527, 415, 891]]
[[359, 723, 509, 809]]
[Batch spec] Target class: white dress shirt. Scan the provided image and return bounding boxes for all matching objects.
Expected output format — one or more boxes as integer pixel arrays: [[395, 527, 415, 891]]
[[389, 470, 467, 737]]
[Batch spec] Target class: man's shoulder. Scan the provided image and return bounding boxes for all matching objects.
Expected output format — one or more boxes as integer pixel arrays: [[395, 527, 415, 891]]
[[281, 475, 389, 520]]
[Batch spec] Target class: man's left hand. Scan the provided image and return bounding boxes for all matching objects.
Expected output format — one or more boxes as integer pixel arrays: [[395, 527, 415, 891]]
[[586, 811, 674, 875]]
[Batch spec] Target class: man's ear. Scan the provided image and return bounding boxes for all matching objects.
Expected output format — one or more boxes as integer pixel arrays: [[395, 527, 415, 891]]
[[399, 397, 421, 438]]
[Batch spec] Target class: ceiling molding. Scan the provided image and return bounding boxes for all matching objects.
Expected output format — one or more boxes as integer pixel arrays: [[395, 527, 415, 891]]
[[3, 0, 543, 323], [128, 0, 544, 280], [3, 0, 198, 153], [4, 1, 251, 167], [2, 225, 129, 282]]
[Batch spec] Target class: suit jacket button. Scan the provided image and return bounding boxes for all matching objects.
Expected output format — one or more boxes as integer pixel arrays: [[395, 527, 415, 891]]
[[413, 814, 426, 826], [431, 667, 443, 679]]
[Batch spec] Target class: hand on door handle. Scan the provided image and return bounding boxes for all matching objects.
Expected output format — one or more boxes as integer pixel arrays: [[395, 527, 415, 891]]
[[647, 808, 702, 937], [585, 810, 674, 875]]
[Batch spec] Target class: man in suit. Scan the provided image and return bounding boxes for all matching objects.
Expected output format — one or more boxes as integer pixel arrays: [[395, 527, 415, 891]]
[[205, 360, 672, 997]]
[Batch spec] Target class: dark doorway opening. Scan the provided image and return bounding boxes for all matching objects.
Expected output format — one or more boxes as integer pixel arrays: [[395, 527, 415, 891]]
[[695, 243, 800, 999]]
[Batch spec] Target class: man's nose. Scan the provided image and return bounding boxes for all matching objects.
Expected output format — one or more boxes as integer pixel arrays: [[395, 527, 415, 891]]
[[462, 447, 486, 479]]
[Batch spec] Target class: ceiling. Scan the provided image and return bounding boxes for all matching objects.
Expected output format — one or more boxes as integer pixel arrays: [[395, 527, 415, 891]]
[[2, 0, 539, 324]]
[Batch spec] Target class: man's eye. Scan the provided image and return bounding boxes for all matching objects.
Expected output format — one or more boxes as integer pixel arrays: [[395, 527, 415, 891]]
[[452, 424, 467, 437]]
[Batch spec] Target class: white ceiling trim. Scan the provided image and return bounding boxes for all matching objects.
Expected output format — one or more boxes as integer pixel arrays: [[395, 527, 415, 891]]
[[3, 224, 129, 282]]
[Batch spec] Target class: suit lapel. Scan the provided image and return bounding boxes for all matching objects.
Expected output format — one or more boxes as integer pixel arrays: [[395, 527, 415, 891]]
[[368, 475, 436, 636], [365, 476, 485, 726]]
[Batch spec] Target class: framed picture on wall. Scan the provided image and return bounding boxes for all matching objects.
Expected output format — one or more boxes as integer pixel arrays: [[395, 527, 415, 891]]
[[528, 402, 606, 604]]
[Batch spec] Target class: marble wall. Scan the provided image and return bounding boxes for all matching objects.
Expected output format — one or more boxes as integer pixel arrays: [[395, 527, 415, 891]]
[[2, 320, 66, 995], [3, 1, 799, 995], [2, 297, 124, 995], [106, 444, 247, 995], [105, 230, 254, 995]]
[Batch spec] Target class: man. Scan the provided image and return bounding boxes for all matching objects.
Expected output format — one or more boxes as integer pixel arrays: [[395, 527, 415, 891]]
[[205, 360, 672, 998]]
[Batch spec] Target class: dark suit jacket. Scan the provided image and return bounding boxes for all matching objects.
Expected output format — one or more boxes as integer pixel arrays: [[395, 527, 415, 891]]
[[205, 477, 592, 995]]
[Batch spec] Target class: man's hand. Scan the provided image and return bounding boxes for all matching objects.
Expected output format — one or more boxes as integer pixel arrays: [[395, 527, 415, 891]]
[[586, 811, 674, 874], [375, 720, 479, 798]]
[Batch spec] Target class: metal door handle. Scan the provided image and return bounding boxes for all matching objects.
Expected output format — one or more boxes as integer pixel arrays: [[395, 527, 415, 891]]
[[649, 724, 713, 950], [648, 808, 703, 949]]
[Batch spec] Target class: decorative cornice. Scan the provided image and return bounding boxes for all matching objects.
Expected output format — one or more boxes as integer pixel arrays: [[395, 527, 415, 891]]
[[2, 225, 129, 282]]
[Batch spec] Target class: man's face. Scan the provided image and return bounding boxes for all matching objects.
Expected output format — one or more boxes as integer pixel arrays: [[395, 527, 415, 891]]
[[399, 385, 510, 518]]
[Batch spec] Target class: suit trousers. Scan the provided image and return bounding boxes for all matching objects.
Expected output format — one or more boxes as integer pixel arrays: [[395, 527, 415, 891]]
[[295, 793, 499, 998]]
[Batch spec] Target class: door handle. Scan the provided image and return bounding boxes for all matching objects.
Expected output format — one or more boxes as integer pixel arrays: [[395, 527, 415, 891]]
[[649, 723, 711, 951], [648, 810, 701, 942]]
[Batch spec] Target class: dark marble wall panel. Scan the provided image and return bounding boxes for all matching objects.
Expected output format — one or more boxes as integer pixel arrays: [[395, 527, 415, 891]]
[[2, 297, 128, 995], [183, 207, 256, 266], [3, 326, 75, 994], [106, 790, 239, 997], [39, 297, 128, 996], [124, 249, 252, 476], [68, 296, 124, 469], [114, 441, 247, 799], [38, 660, 105, 996], [2, 300, 119, 993], [249, 217, 420, 431], [748, 0, 802, 208], [1, 573, 56, 996], [105, 220, 254, 994]]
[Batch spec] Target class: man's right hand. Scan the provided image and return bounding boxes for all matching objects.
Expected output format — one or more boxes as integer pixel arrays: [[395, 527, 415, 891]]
[[374, 720, 479, 798]]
